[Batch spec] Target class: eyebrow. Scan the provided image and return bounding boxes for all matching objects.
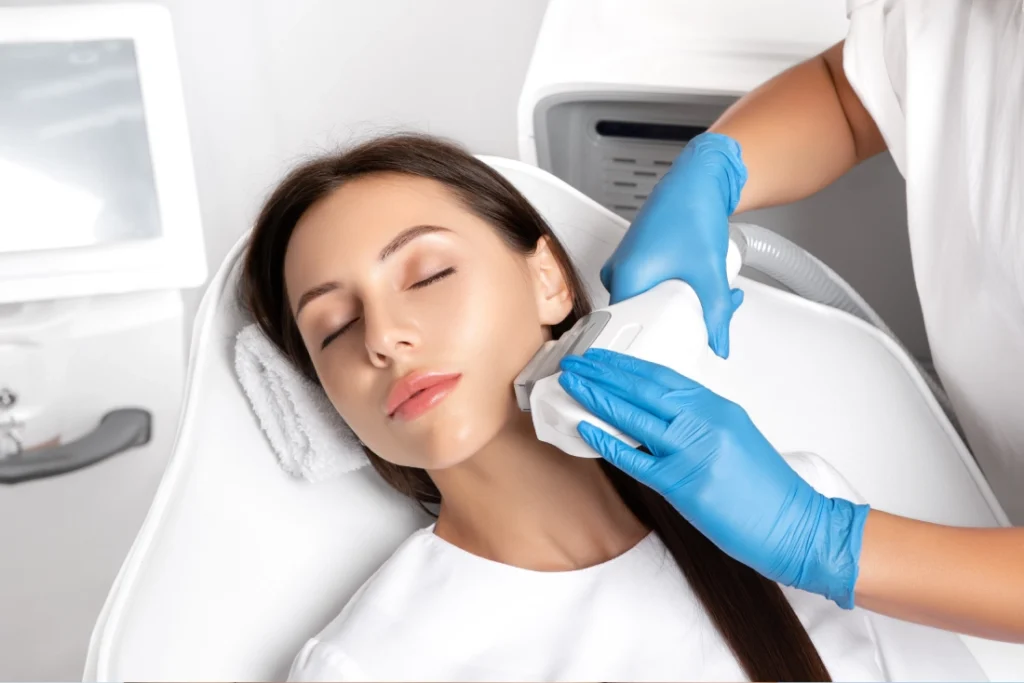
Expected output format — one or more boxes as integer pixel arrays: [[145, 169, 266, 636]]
[[294, 224, 451, 316]]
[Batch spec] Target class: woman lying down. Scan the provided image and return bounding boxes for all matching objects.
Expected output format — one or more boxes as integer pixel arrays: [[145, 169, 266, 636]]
[[241, 134, 885, 682]]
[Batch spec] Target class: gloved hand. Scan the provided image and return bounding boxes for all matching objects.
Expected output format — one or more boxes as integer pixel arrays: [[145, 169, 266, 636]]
[[601, 132, 747, 358], [558, 348, 870, 609]]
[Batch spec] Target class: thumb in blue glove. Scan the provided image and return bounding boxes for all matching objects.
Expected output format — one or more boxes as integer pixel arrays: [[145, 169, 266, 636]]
[[601, 132, 748, 358], [558, 348, 870, 610]]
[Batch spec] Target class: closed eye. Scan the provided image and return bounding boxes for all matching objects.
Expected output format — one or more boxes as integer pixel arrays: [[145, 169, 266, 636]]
[[320, 267, 457, 349], [410, 266, 456, 289], [321, 320, 355, 349]]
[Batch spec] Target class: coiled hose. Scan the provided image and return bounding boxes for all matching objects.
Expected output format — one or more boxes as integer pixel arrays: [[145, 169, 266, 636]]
[[729, 222, 961, 431]]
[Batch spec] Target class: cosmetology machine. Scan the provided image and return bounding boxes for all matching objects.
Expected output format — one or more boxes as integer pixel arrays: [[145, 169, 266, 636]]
[[84, 155, 1023, 680], [517, 0, 929, 362], [0, 5, 204, 679]]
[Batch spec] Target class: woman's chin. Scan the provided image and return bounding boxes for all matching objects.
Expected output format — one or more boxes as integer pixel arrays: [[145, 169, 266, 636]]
[[399, 409, 509, 471]]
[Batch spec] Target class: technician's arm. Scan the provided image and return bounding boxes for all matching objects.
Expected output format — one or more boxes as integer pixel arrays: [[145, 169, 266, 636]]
[[856, 510, 1024, 642], [710, 40, 887, 212], [559, 349, 1024, 644], [599, 41, 890, 350], [704, 44, 1024, 639]]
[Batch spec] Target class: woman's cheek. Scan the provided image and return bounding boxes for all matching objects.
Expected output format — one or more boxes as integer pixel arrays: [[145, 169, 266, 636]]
[[321, 369, 378, 429], [436, 282, 488, 348]]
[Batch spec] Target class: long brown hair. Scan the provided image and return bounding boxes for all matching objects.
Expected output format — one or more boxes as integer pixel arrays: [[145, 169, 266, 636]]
[[241, 133, 831, 682]]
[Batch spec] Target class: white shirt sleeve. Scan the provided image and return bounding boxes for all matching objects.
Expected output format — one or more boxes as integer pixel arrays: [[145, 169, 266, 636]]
[[287, 638, 368, 682], [843, 0, 909, 175]]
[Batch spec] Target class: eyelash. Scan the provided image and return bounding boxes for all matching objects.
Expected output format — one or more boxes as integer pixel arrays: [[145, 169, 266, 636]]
[[320, 267, 457, 349], [410, 266, 456, 290]]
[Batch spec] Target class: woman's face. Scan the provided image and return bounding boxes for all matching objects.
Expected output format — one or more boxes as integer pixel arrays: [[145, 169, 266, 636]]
[[284, 173, 574, 470]]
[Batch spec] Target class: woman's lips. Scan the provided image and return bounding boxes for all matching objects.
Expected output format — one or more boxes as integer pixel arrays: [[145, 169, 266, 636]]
[[386, 372, 462, 421]]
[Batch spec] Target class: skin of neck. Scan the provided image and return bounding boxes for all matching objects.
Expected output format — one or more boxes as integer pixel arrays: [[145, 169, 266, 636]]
[[428, 407, 649, 572]]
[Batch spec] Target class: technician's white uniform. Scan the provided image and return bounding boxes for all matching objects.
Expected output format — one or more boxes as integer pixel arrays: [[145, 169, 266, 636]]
[[844, 0, 1024, 523]]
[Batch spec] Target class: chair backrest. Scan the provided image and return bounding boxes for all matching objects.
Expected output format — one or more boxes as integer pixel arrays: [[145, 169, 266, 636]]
[[85, 157, 1014, 681]]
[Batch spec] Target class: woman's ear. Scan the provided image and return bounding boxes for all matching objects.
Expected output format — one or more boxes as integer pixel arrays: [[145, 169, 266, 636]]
[[526, 236, 574, 325]]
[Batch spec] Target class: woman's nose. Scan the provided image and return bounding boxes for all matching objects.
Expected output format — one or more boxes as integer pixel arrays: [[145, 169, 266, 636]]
[[362, 303, 419, 366]]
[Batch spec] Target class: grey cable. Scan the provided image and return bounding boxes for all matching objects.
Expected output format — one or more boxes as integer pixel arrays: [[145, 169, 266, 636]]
[[729, 222, 961, 431]]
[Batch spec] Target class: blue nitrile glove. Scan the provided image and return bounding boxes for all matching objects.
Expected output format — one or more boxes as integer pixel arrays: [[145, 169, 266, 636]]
[[558, 348, 870, 609], [601, 132, 747, 358]]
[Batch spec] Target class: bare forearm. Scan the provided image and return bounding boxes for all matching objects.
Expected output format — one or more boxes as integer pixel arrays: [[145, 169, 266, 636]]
[[855, 509, 1024, 643], [709, 41, 886, 213]]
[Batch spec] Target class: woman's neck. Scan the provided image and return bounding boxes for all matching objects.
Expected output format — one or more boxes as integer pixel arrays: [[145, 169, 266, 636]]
[[429, 410, 648, 571]]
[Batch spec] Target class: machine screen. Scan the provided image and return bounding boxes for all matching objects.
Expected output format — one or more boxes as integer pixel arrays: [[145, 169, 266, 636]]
[[0, 40, 162, 254]]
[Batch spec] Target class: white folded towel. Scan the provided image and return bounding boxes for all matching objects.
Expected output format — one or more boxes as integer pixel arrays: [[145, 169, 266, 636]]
[[234, 323, 368, 482]]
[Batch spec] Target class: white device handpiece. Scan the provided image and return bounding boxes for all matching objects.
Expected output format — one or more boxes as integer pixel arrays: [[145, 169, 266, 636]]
[[514, 238, 742, 458]]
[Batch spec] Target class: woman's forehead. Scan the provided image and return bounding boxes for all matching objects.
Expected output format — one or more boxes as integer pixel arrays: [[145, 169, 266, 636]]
[[305, 173, 464, 229], [282, 174, 500, 288]]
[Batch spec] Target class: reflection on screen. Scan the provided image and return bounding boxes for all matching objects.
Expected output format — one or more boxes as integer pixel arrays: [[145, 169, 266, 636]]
[[0, 39, 162, 254]]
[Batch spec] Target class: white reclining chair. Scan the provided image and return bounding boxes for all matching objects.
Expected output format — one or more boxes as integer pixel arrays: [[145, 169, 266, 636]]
[[84, 158, 1024, 681]]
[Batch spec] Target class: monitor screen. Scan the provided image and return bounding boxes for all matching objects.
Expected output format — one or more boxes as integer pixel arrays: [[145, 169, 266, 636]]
[[0, 39, 162, 254]]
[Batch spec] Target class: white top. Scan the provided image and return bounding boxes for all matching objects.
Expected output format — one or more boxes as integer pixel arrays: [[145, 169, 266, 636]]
[[287, 453, 887, 682], [843, 0, 1024, 523]]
